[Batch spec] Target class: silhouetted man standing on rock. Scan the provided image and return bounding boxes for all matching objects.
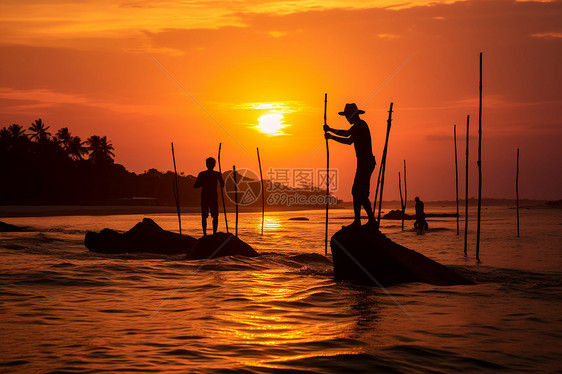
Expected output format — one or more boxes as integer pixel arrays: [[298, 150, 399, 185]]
[[324, 103, 376, 228], [194, 157, 224, 236]]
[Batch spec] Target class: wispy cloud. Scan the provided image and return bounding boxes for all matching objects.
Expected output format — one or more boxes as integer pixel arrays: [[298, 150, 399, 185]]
[[228, 101, 305, 113], [532, 31, 562, 39], [0, 87, 149, 114], [0, 0, 467, 46]]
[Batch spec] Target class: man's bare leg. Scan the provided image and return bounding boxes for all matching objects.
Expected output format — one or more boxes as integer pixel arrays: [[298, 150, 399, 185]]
[[202, 217, 207, 236], [212, 217, 218, 234]]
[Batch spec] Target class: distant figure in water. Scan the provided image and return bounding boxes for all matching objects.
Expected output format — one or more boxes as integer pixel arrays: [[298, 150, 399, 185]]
[[324, 103, 376, 228], [194, 157, 225, 236], [414, 196, 428, 232]]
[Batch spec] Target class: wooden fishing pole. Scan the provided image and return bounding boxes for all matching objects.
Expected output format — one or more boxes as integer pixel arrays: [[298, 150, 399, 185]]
[[464, 115, 470, 257], [454, 124, 459, 235], [516, 148, 520, 237], [171, 142, 182, 235], [323, 93, 329, 256], [218, 143, 229, 233], [476, 52, 483, 262], [257, 147, 265, 236], [233, 165, 238, 237], [377, 102, 394, 224]]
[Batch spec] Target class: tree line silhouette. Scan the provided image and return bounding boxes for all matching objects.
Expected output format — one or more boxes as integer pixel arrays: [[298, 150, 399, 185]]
[[1, 119, 335, 207]]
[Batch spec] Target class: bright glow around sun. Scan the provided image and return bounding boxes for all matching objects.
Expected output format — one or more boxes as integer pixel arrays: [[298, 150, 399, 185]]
[[256, 112, 286, 136]]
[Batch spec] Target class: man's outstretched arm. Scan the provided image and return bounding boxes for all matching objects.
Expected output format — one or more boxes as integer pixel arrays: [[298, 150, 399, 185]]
[[325, 133, 353, 145], [324, 124, 351, 137]]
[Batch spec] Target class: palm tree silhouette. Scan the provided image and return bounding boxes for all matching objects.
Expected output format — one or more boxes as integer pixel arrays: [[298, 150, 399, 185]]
[[87, 135, 114, 164], [8, 124, 26, 138], [100, 136, 115, 163], [28, 119, 51, 142], [68, 136, 88, 161], [56, 127, 72, 152]]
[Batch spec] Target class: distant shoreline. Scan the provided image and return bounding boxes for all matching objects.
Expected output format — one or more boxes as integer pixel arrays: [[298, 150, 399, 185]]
[[0, 199, 555, 218], [0, 205, 335, 218]]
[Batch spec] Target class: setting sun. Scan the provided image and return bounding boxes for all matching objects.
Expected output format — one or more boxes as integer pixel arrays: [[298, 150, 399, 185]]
[[255, 113, 287, 136]]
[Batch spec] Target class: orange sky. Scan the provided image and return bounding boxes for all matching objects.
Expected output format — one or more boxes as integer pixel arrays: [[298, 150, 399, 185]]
[[1, 0, 561, 201]]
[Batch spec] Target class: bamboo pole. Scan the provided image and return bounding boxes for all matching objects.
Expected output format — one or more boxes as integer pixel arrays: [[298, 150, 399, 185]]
[[464, 115, 470, 256], [257, 147, 265, 236], [516, 148, 520, 237], [398, 172, 402, 226], [323, 93, 329, 256], [454, 124, 459, 235], [377, 102, 394, 224], [218, 143, 229, 233], [171, 142, 182, 235], [233, 165, 238, 237], [476, 52, 483, 262]]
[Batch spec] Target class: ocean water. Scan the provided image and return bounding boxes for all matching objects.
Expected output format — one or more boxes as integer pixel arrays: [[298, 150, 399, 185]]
[[1, 205, 561, 373]]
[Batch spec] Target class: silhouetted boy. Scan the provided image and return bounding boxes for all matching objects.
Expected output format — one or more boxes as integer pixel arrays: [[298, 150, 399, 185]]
[[324, 103, 376, 228], [194, 157, 224, 235], [414, 196, 428, 231]]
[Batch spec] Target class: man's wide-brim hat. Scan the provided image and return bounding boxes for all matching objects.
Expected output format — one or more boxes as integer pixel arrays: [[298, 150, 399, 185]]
[[338, 103, 365, 116]]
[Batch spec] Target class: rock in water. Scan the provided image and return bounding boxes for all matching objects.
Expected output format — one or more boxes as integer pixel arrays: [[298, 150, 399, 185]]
[[382, 210, 415, 220], [186, 232, 259, 260], [85, 218, 196, 255], [330, 225, 473, 286], [0, 221, 24, 232]]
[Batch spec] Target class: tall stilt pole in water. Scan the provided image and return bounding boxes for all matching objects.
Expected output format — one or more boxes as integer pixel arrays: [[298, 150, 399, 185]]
[[399, 171, 404, 231], [323, 93, 329, 256], [171, 142, 182, 235], [464, 115, 470, 257], [377, 102, 394, 225], [454, 124, 459, 235], [403, 160, 407, 230], [218, 143, 229, 233], [476, 52, 483, 262], [516, 148, 520, 237], [257, 147, 265, 236], [233, 165, 238, 237]]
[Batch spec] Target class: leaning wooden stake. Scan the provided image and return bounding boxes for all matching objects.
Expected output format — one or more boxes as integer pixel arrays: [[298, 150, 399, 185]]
[[218, 143, 229, 233], [516, 148, 520, 237], [373, 160, 382, 216], [323, 93, 329, 256], [257, 147, 265, 236], [464, 115, 470, 256], [476, 52, 483, 262], [377, 102, 394, 224], [233, 165, 238, 237], [171, 142, 182, 235], [454, 124, 459, 235]]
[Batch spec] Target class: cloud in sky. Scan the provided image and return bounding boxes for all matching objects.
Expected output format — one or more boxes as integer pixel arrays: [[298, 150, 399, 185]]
[[0, 0, 468, 46]]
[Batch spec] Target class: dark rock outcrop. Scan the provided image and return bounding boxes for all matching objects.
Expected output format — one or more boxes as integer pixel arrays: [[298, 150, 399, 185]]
[[186, 232, 259, 260], [382, 210, 415, 220], [85, 218, 196, 255], [0, 221, 24, 232], [330, 225, 474, 286]]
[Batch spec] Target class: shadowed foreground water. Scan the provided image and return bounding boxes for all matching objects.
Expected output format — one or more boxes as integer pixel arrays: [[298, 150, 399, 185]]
[[1, 206, 561, 373]]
